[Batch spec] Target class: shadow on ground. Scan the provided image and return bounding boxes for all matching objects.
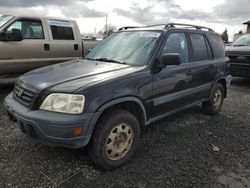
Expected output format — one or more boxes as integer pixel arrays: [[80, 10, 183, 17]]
[[231, 77, 250, 88]]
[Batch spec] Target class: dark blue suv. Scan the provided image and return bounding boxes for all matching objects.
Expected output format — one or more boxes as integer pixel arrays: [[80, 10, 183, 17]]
[[4, 23, 232, 169]]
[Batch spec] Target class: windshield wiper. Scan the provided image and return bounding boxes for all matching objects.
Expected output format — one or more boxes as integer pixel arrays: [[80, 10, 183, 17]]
[[92, 57, 127, 65], [84, 57, 95, 61]]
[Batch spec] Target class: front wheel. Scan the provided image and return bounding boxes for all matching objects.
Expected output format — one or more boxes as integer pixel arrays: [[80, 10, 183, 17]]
[[202, 83, 225, 115], [88, 109, 140, 170]]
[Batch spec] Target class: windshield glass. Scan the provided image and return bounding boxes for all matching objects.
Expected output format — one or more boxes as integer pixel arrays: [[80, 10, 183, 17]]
[[0, 15, 14, 28], [233, 34, 250, 46], [87, 31, 161, 65]]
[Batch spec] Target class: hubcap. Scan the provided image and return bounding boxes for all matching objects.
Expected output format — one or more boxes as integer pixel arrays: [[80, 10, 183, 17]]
[[105, 123, 134, 161], [213, 89, 222, 109]]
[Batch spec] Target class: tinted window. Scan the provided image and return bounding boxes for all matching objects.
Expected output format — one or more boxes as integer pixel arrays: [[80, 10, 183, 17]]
[[162, 33, 189, 63], [208, 33, 225, 58], [5, 20, 44, 39], [190, 34, 209, 61], [49, 20, 74, 40]]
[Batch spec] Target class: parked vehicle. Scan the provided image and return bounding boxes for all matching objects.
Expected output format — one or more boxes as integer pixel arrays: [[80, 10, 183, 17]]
[[226, 34, 250, 77], [4, 23, 232, 169], [0, 15, 98, 75]]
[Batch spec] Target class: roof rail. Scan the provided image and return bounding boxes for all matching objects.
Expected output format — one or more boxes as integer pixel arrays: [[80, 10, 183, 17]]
[[118, 23, 214, 32], [118, 26, 140, 30], [118, 24, 166, 30], [165, 23, 214, 31]]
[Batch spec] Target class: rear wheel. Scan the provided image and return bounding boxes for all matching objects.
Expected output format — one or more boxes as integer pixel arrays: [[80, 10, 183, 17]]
[[202, 83, 224, 115], [88, 109, 140, 169]]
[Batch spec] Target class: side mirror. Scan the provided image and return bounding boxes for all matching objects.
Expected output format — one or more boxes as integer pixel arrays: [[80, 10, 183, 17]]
[[11, 29, 23, 41], [0, 29, 22, 42], [161, 53, 181, 67]]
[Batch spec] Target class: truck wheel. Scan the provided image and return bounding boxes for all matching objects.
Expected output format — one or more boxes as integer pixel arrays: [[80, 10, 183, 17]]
[[88, 109, 140, 170], [202, 83, 224, 115]]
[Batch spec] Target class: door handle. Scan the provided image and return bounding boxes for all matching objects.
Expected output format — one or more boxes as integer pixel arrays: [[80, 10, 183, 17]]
[[44, 44, 50, 51], [186, 70, 193, 76], [74, 44, 79, 51]]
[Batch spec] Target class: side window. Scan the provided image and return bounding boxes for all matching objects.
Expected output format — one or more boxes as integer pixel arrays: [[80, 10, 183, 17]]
[[208, 34, 225, 58], [162, 33, 189, 64], [190, 34, 209, 61], [49, 20, 74, 40], [5, 20, 44, 39]]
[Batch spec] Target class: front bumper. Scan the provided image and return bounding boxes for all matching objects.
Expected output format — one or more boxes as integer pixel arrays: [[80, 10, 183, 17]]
[[230, 62, 250, 77], [4, 93, 101, 149]]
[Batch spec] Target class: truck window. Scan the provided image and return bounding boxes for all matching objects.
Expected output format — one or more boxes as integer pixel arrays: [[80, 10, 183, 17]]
[[5, 19, 44, 39], [190, 34, 209, 61], [161, 33, 189, 64], [49, 20, 74, 40]]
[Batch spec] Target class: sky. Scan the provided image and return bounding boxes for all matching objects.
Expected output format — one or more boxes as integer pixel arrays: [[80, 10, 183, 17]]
[[0, 0, 249, 41]]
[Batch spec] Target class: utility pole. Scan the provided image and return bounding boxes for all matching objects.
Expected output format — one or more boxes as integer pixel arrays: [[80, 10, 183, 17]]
[[105, 12, 108, 35]]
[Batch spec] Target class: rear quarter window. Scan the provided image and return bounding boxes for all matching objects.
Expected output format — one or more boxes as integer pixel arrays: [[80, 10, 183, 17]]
[[207, 33, 225, 58], [49, 20, 74, 40]]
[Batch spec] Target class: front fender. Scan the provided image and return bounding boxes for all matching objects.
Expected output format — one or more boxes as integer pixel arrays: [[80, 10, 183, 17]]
[[97, 96, 147, 125]]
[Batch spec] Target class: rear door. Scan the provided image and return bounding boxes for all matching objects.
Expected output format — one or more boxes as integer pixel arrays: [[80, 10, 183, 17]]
[[152, 31, 196, 117], [47, 20, 82, 64], [187, 32, 218, 101], [0, 18, 50, 74]]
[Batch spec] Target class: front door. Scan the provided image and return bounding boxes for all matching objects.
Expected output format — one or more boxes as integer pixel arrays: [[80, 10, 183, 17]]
[[0, 18, 51, 74], [152, 32, 195, 117]]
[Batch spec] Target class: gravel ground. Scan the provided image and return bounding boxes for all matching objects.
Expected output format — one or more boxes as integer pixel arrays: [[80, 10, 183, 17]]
[[0, 78, 249, 188]]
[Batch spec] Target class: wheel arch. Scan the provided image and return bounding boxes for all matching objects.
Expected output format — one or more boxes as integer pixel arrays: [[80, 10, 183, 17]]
[[213, 77, 227, 98], [96, 97, 147, 127]]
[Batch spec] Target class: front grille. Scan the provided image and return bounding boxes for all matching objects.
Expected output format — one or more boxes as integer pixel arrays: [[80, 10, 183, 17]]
[[228, 55, 250, 62], [227, 52, 250, 63], [13, 84, 36, 107]]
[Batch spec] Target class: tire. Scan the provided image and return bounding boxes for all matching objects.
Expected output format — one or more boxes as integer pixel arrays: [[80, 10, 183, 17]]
[[202, 83, 225, 115], [88, 109, 140, 170]]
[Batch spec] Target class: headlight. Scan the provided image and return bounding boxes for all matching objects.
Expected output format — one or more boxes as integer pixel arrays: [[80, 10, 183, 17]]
[[40, 93, 85, 114]]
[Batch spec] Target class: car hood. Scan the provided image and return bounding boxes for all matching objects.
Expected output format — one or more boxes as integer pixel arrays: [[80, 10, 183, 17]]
[[226, 45, 250, 54], [17, 59, 142, 93]]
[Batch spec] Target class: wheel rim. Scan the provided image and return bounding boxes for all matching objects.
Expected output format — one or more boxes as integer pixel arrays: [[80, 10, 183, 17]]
[[213, 89, 223, 109], [105, 123, 134, 161]]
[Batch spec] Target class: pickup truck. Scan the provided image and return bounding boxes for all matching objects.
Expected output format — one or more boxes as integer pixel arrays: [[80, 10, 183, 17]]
[[0, 15, 98, 75]]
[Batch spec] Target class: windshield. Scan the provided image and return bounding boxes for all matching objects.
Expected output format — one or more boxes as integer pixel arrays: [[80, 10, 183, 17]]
[[233, 34, 250, 46], [87, 31, 161, 66], [0, 15, 14, 28]]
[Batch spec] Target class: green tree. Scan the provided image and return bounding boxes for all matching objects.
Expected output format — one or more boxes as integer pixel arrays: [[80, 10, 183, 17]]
[[221, 29, 229, 43]]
